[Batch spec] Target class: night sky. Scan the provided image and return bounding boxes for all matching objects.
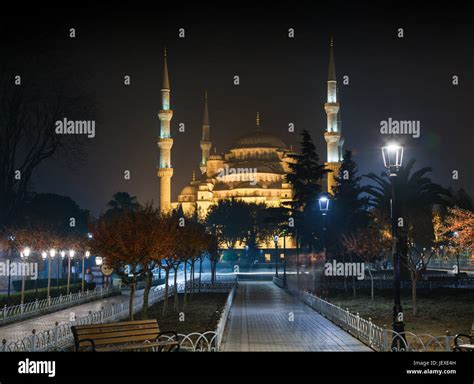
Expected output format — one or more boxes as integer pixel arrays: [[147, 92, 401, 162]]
[[4, 1, 473, 215]]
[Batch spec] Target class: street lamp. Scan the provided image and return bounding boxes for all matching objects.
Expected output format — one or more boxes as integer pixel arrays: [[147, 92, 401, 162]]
[[318, 196, 330, 261], [82, 251, 91, 292], [58, 250, 66, 291], [382, 141, 406, 349], [48, 249, 55, 299], [20, 247, 31, 305], [67, 249, 75, 295], [95, 256, 104, 287], [273, 235, 279, 277]]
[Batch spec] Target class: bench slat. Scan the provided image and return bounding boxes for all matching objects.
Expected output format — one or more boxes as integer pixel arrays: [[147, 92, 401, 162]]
[[94, 340, 178, 352], [74, 323, 159, 335], [72, 319, 178, 352], [77, 329, 161, 342]]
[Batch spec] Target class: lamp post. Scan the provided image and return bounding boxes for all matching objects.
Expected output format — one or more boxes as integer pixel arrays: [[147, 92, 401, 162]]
[[318, 196, 330, 262], [20, 247, 31, 305], [382, 142, 406, 349], [95, 256, 104, 287], [273, 235, 279, 277], [82, 251, 90, 292], [48, 249, 55, 298], [41, 251, 47, 298], [283, 231, 287, 286], [67, 249, 75, 295], [59, 250, 66, 292]]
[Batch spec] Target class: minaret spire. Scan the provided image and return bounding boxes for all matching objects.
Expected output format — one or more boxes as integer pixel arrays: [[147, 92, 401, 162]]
[[157, 47, 174, 212], [256, 111, 261, 130], [200, 90, 212, 174], [324, 37, 344, 194]]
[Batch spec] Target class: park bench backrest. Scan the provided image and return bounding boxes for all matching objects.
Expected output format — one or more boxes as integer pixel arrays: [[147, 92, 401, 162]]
[[72, 319, 161, 351]]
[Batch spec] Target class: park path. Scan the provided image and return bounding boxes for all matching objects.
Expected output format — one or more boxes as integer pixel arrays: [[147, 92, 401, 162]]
[[221, 281, 372, 351], [0, 291, 138, 344]]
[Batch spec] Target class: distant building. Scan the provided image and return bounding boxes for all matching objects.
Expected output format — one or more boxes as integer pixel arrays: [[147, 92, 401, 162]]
[[157, 40, 344, 220]]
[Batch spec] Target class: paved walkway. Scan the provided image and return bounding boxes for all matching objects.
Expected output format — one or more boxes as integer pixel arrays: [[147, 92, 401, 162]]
[[0, 293, 134, 344], [221, 281, 371, 351]]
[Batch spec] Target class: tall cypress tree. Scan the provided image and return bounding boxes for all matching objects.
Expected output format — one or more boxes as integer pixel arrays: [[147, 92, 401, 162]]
[[286, 130, 328, 210], [332, 150, 370, 234], [286, 129, 328, 250]]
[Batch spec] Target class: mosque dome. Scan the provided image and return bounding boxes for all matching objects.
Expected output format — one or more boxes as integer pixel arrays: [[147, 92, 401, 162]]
[[233, 130, 287, 149]]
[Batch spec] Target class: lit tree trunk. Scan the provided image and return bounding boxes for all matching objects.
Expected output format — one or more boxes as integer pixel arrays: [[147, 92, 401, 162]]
[[198, 257, 203, 293], [350, 253, 356, 298], [190, 260, 195, 298], [367, 267, 374, 301], [163, 268, 170, 316], [129, 281, 136, 320], [141, 271, 152, 319], [411, 272, 418, 316], [173, 264, 179, 312], [183, 260, 187, 305]]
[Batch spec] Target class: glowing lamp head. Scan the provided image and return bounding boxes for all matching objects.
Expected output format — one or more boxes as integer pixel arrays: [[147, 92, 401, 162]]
[[95, 256, 103, 266], [49, 249, 56, 258], [41, 251, 47, 260], [382, 142, 404, 174], [85, 251, 91, 258], [23, 247, 31, 258], [318, 196, 330, 214], [69, 249, 75, 258], [273, 235, 279, 244], [60, 250, 66, 259]]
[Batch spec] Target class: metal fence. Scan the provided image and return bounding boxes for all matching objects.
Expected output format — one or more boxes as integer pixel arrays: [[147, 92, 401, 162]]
[[1, 286, 120, 325], [299, 290, 454, 352], [1, 280, 237, 352], [1, 283, 180, 352]]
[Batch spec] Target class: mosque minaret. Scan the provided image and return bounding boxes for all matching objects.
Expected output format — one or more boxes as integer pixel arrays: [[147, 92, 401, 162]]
[[157, 48, 174, 213], [324, 38, 344, 193]]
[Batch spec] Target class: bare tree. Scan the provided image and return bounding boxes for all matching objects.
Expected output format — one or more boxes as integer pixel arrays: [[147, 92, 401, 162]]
[[0, 53, 96, 230]]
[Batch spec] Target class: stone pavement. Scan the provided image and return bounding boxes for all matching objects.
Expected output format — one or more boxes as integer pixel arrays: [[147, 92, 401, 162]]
[[0, 292, 136, 344], [221, 281, 372, 351]]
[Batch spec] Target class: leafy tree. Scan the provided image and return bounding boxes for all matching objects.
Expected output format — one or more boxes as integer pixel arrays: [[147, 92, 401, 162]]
[[91, 204, 165, 320], [365, 158, 450, 280], [205, 199, 250, 261], [342, 218, 391, 300], [104, 192, 139, 219], [17, 193, 90, 235]]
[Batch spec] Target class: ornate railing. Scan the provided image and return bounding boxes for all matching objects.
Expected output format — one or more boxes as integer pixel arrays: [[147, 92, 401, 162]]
[[1, 283, 182, 352], [1, 281, 237, 352], [299, 290, 453, 352], [0, 286, 120, 325], [215, 285, 236, 350]]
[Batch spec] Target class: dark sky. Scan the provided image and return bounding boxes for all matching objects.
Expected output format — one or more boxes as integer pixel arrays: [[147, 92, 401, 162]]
[[4, 1, 473, 215]]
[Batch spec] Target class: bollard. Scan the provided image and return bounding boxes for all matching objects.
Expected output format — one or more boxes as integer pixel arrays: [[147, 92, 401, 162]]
[[445, 331, 451, 351], [383, 325, 388, 351], [31, 329, 37, 352], [1, 339, 7, 352]]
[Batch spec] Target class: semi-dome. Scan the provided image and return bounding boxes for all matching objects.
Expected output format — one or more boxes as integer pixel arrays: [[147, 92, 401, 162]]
[[179, 185, 198, 195], [233, 129, 287, 149]]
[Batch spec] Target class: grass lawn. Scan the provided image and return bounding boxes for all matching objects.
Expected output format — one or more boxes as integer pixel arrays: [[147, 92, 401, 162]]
[[327, 288, 474, 336], [135, 292, 228, 335]]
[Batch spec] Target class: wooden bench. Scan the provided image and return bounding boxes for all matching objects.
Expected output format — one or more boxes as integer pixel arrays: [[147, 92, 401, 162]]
[[454, 324, 474, 352], [71, 320, 180, 352]]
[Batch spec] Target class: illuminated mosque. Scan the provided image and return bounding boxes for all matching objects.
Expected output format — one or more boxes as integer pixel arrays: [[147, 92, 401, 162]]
[[157, 40, 344, 225]]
